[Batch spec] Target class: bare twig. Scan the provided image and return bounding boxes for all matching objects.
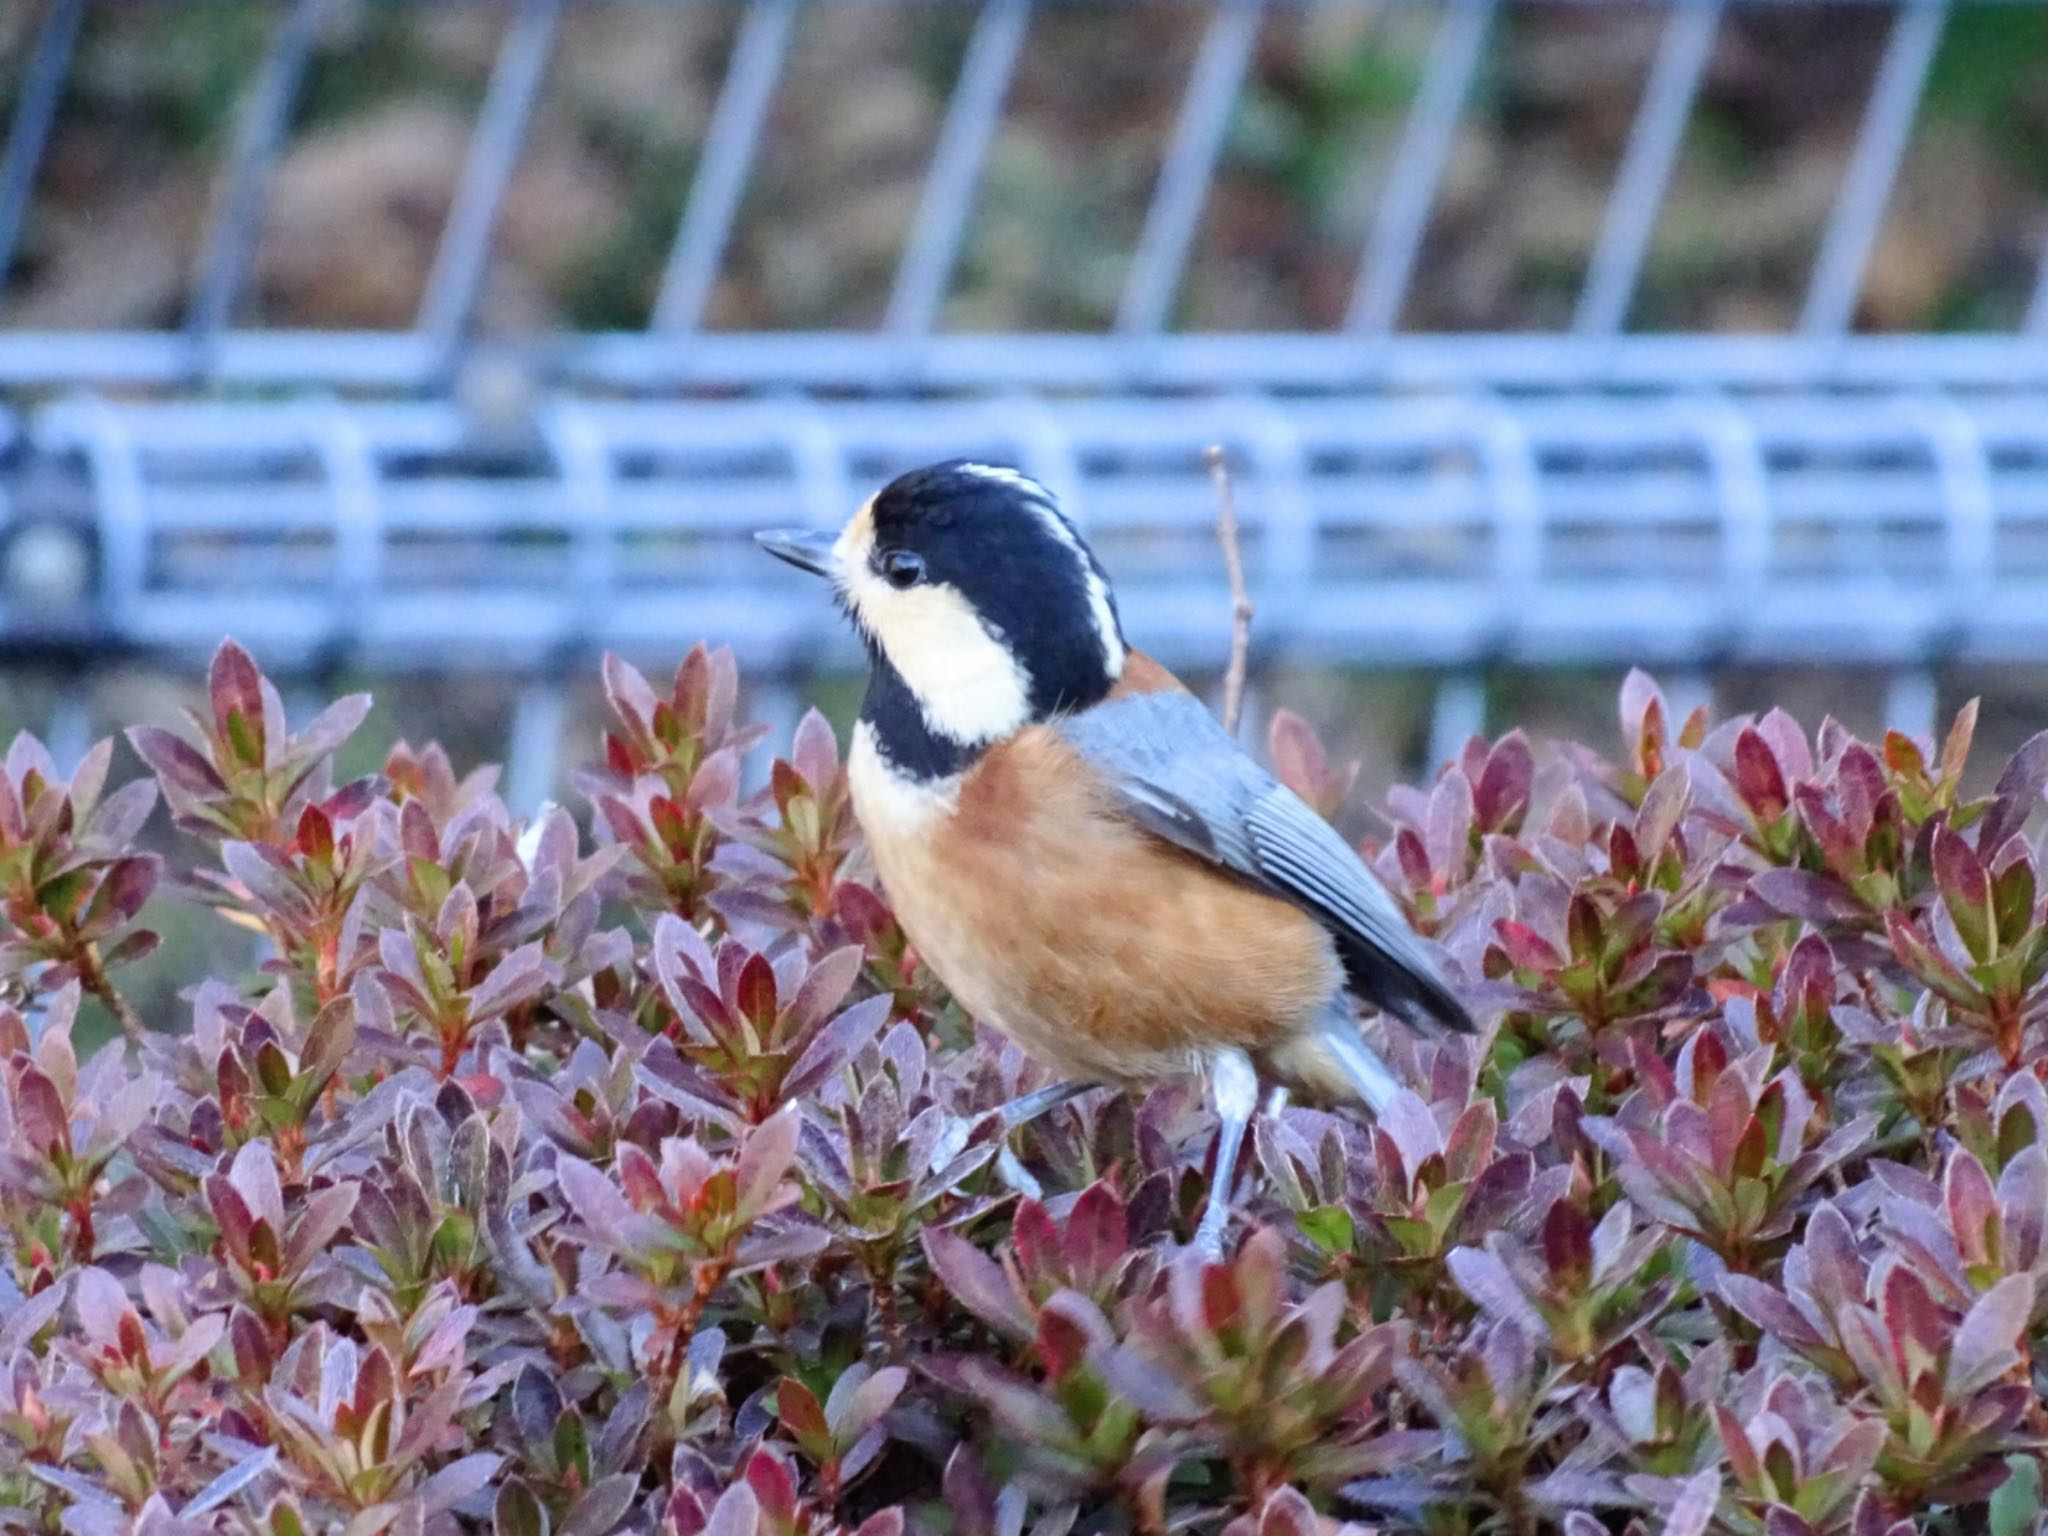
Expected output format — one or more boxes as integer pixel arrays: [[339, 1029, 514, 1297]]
[[1205, 445, 1254, 735], [75, 943, 146, 1039]]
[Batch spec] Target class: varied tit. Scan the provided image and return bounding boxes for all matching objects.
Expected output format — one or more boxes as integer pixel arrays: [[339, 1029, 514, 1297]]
[[757, 460, 1473, 1254]]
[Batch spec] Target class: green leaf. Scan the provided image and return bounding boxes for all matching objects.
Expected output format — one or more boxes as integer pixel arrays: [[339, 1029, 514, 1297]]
[[553, 1407, 591, 1486], [494, 1478, 549, 1536], [1990, 1454, 2042, 1536], [1296, 1204, 1355, 1255]]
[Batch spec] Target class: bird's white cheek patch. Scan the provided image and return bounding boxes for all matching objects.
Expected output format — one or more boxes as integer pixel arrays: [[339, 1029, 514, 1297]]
[[836, 510, 1033, 746]]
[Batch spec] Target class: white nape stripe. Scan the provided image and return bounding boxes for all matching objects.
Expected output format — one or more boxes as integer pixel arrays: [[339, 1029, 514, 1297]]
[[959, 463, 1126, 681]]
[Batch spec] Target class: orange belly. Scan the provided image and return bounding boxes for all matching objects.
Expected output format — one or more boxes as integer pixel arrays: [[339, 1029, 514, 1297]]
[[851, 720, 1342, 1085]]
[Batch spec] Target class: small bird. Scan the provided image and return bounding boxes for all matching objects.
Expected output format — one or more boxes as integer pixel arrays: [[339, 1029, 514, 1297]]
[[757, 461, 1472, 1253]]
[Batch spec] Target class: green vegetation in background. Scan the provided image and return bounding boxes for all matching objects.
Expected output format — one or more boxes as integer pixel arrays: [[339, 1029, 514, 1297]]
[[65, 6, 271, 156], [295, 7, 479, 131], [561, 136, 693, 331], [1226, 33, 1416, 232], [1922, 4, 2048, 192]]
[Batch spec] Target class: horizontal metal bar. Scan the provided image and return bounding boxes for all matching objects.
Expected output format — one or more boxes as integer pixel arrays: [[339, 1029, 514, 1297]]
[[19, 385, 2048, 680], [7, 331, 2048, 391]]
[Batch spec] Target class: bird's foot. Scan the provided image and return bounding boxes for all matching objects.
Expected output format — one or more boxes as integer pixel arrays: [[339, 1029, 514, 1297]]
[[1189, 1210, 1229, 1262], [997, 1077, 1094, 1130], [1190, 1048, 1259, 1262], [932, 1077, 1093, 1182]]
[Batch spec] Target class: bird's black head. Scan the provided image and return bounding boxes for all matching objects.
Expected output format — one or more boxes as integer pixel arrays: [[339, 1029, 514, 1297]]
[[756, 460, 1127, 780]]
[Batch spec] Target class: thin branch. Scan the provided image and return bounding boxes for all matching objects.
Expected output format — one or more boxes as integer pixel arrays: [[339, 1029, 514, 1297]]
[[75, 942, 146, 1040], [1205, 444, 1254, 736]]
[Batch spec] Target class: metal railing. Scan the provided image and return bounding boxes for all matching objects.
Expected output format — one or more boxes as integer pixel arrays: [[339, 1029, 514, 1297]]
[[2, 0, 2045, 801]]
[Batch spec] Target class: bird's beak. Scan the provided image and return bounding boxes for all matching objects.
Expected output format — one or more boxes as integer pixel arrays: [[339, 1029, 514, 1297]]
[[754, 529, 839, 579]]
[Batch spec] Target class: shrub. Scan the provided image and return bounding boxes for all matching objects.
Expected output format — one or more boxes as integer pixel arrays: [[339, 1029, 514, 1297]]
[[0, 641, 2044, 1536]]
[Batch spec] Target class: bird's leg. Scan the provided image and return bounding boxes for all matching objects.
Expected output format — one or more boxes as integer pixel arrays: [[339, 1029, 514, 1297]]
[[1193, 1048, 1259, 1259], [1263, 1083, 1292, 1119], [995, 1077, 1095, 1130]]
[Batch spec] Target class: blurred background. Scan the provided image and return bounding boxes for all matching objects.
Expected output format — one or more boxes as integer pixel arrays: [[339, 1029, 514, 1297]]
[[2, 0, 2047, 812]]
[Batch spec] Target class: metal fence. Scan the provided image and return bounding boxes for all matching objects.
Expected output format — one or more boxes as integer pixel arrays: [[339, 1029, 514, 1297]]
[[3, 0, 2047, 802]]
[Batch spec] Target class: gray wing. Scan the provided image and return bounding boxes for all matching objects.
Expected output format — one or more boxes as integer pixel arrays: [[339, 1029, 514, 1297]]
[[1059, 690, 1472, 1033]]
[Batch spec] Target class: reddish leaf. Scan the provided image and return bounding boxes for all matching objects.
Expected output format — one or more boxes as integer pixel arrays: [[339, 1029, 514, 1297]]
[[1934, 824, 1996, 963], [1064, 1180, 1128, 1289], [1940, 697, 1979, 786], [1495, 920, 1562, 974], [1734, 728, 1789, 822], [1979, 729, 2048, 855], [1750, 869, 1866, 925], [734, 951, 779, 1034], [1945, 1149, 1999, 1263], [1474, 731, 1533, 834], [209, 640, 267, 766], [776, 1378, 829, 1449], [1035, 1301, 1089, 1379], [920, 1228, 1031, 1340], [1946, 1275, 2033, 1397], [124, 726, 229, 800]]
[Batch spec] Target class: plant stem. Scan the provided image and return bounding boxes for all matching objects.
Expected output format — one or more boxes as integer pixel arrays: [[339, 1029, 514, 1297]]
[[662, 1257, 730, 1396], [1205, 445, 1255, 737], [74, 940, 145, 1038]]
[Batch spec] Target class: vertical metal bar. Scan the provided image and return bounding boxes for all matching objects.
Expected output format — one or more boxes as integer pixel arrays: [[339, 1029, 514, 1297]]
[[0, 0, 85, 291], [542, 399, 619, 641], [1345, 0, 1495, 338], [885, 0, 1029, 338], [308, 403, 381, 643], [1885, 668, 1938, 740], [42, 692, 92, 778], [1692, 394, 1773, 633], [1426, 673, 1487, 773], [416, 0, 559, 370], [1662, 670, 1714, 731], [184, 0, 324, 367], [1229, 396, 1313, 617], [996, 392, 1082, 512], [1115, 0, 1263, 338], [1573, 0, 1720, 337], [746, 683, 802, 794], [1799, 0, 1945, 338], [652, 0, 800, 334], [1919, 394, 1995, 626], [506, 679, 567, 815], [73, 400, 149, 615], [1473, 398, 1543, 622]]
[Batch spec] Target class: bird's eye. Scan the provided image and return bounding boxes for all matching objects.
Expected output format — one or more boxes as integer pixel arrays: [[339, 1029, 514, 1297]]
[[879, 549, 926, 590]]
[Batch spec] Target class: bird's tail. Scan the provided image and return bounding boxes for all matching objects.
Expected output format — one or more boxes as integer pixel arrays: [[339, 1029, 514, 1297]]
[[1338, 930, 1476, 1037], [1316, 1020, 1400, 1114], [1264, 1004, 1403, 1115]]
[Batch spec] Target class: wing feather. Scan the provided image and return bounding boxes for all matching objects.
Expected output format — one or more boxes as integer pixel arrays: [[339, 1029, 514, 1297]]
[[1059, 692, 1472, 1033]]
